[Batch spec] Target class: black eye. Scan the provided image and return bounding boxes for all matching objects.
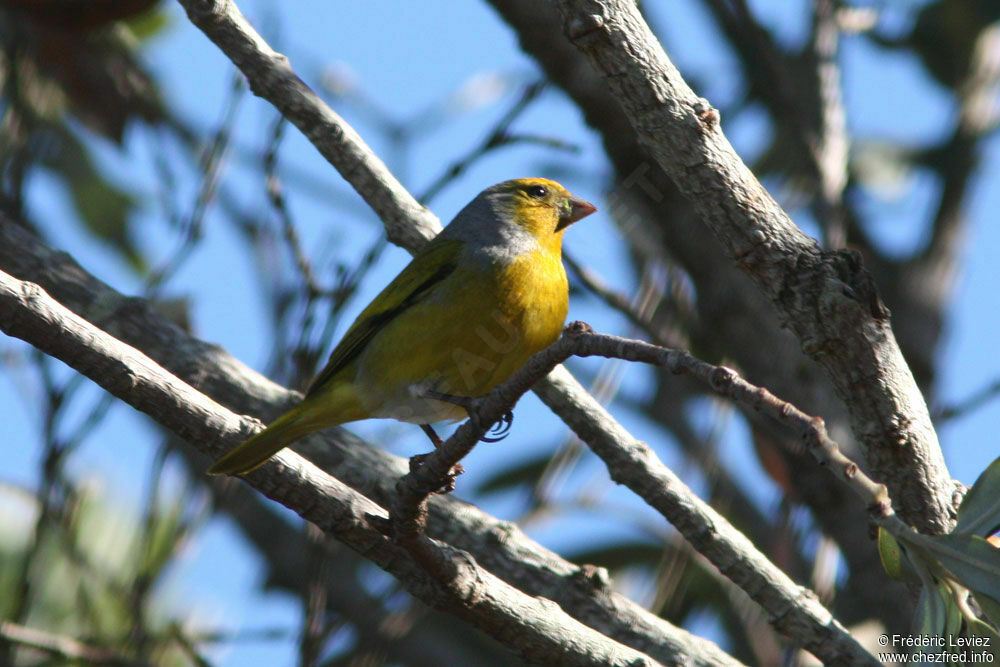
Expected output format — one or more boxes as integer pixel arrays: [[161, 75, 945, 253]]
[[526, 185, 548, 199]]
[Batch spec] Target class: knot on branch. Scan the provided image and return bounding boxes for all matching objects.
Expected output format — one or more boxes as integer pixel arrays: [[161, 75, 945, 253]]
[[800, 416, 827, 451], [564, 320, 594, 336], [692, 98, 720, 132], [885, 413, 914, 448], [709, 366, 736, 392], [809, 415, 826, 432], [565, 12, 606, 42], [867, 490, 892, 519], [830, 248, 890, 321], [573, 564, 612, 592]]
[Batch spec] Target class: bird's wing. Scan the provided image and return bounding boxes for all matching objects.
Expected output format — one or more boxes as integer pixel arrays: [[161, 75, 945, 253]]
[[305, 237, 463, 396]]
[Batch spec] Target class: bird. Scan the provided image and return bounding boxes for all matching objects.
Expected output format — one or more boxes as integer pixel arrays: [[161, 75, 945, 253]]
[[208, 178, 596, 476]]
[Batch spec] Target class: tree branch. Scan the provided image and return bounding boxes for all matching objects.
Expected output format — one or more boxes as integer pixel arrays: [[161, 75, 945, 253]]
[[553, 0, 955, 534], [0, 267, 669, 667], [483, 0, 912, 628], [0, 210, 736, 666], [0, 621, 130, 665], [176, 0, 441, 252], [391, 322, 882, 665], [809, 0, 850, 249]]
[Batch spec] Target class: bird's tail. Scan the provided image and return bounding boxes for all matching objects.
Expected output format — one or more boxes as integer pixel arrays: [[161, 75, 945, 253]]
[[208, 402, 331, 476]]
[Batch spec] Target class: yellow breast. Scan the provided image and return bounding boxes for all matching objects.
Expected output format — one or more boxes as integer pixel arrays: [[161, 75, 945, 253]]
[[351, 244, 568, 423], [475, 247, 568, 389]]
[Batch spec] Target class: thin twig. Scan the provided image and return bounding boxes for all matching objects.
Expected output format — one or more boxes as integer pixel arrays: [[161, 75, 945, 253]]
[[418, 80, 579, 203], [394, 322, 889, 531], [389, 322, 880, 665], [264, 114, 323, 297], [935, 377, 1000, 423], [0, 621, 130, 665], [2, 351, 82, 661], [918, 15, 1000, 260], [147, 71, 243, 293], [167, 623, 212, 667], [177, 0, 442, 252], [298, 524, 331, 667]]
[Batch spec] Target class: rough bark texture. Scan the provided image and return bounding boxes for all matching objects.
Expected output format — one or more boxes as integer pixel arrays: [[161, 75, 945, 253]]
[[0, 220, 737, 666], [484, 0, 963, 630], [0, 266, 669, 667], [551, 0, 953, 533]]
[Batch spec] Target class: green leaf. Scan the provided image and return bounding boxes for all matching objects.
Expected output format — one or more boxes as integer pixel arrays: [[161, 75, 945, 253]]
[[919, 534, 1000, 601], [879, 527, 905, 579], [973, 592, 1000, 631], [126, 7, 172, 42], [944, 584, 963, 641], [966, 616, 1000, 664], [878, 527, 921, 583], [908, 580, 964, 664], [955, 456, 1000, 537], [911, 581, 949, 657]]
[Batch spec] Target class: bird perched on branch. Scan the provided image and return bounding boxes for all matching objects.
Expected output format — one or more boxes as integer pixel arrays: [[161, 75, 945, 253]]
[[209, 178, 596, 476]]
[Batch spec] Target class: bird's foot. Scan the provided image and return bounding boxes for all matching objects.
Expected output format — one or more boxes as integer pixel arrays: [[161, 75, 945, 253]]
[[420, 423, 445, 448], [422, 390, 515, 443], [479, 411, 514, 442]]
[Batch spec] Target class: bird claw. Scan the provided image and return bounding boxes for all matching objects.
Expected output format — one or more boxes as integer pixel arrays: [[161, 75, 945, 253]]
[[479, 411, 514, 443], [420, 391, 516, 443]]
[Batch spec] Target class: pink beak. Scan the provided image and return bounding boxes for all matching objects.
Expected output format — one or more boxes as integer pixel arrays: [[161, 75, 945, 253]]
[[557, 196, 597, 230]]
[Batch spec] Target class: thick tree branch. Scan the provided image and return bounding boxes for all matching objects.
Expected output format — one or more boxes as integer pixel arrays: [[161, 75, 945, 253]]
[[553, 0, 954, 534], [0, 221, 735, 666], [486, 0, 902, 630], [182, 448, 508, 665], [0, 267, 667, 667]]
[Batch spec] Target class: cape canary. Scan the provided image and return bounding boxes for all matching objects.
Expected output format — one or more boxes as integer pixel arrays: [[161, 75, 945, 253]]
[[208, 178, 595, 475]]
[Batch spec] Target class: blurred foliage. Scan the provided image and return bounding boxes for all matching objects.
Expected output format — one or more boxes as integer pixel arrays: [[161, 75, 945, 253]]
[[878, 456, 1000, 662], [0, 476, 212, 664], [0, 0, 166, 271]]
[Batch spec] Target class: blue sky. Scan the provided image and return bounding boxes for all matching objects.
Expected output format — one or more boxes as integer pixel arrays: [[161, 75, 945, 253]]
[[2, 1, 998, 663]]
